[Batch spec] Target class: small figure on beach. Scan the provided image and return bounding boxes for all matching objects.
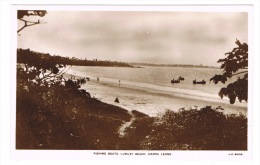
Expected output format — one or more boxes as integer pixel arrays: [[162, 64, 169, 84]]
[[97, 77, 99, 82], [119, 80, 121, 85], [115, 97, 120, 103]]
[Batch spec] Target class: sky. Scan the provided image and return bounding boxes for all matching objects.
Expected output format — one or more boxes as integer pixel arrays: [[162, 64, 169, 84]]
[[17, 11, 248, 66]]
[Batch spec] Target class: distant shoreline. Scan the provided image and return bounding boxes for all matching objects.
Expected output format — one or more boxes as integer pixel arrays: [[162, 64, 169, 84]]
[[130, 63, 219, 69], [17, 48, 220, 69]]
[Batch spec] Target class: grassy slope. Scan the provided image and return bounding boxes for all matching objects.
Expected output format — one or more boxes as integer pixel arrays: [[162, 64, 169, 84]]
[[16, 86, 132, 150], [16, 82, 247, 150]]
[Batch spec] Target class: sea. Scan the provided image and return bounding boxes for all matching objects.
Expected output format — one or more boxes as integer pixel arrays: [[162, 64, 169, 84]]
[[66, 66, 247, 117]]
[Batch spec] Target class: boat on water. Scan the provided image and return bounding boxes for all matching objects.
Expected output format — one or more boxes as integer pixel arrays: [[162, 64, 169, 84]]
[[193, 79, 206, 84], [171, 76, 184, 84], [171, 79, 180, 83], [178, 76, 185, 81]]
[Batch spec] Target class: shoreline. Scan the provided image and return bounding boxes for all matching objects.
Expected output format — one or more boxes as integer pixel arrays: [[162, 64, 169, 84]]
[[63, 68, 247, 117], [80, 78, 247, 117]]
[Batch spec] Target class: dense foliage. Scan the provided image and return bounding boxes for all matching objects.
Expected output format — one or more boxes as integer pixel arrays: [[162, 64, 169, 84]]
[[210, 39, 248, 104], [16, 48, 132, 149], [17, 76, 132, 149], [18, 10, 47, 19], [18, 48, 132, 68], [123, 106, 247, 150]]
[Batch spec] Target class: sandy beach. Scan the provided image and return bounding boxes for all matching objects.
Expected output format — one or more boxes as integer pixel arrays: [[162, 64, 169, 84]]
[[63, 66, 248, 117], [79, 78, 247, 117]]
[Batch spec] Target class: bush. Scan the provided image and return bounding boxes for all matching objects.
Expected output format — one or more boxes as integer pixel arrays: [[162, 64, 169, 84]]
[[16, 67, 132, 149], [123, 106, 247, 150], [119, 116, 154, 150]]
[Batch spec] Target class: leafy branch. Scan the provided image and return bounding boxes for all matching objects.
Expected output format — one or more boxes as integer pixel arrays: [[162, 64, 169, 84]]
[[17, 10, 47, 33], [18, 18, 46, 33], [210, 39, 248, 104], [38, 65, 72, 82]]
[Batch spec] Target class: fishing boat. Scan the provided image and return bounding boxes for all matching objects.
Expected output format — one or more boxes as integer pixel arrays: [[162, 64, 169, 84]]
[[171, 79, 180, 83], [193, 79, 206, 84], [178, 76, 185, 81]]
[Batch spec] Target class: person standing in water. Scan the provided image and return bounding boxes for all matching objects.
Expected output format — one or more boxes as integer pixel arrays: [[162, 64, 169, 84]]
[[119, 80, 121, 86]]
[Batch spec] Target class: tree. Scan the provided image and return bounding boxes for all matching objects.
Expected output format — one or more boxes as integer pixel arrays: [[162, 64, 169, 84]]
[[17, 10, 66, 86], [17, 10, 76, 86], [16, 11, 89, 149], [210, 39, 248, 104], [17, 10, 47, 33]]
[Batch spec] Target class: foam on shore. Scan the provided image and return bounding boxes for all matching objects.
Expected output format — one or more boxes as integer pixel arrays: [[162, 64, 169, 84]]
[[66, 68, 247, 117], [81, 79, 247, 117]]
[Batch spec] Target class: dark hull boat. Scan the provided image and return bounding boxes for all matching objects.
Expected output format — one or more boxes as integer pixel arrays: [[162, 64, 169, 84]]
[[193, 80, 206, 84], [178, 76, 185, 81], [171, 79, 180, 83]]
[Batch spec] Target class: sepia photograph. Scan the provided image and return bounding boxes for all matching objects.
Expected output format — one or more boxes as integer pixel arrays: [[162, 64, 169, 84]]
[[9, 4, 257, 162], [16, 8, 249, 151]]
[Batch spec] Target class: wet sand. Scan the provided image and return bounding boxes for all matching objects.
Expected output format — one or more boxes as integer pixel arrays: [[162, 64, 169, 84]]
[[80, 79, 247, 117]]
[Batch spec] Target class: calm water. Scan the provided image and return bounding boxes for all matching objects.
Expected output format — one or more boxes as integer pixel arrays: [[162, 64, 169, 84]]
[[67, 66, 247, 116], [68, 66, 238, 96]]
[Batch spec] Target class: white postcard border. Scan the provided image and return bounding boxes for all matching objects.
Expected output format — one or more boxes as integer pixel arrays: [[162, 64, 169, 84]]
[[1, 1, 259, 165]]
